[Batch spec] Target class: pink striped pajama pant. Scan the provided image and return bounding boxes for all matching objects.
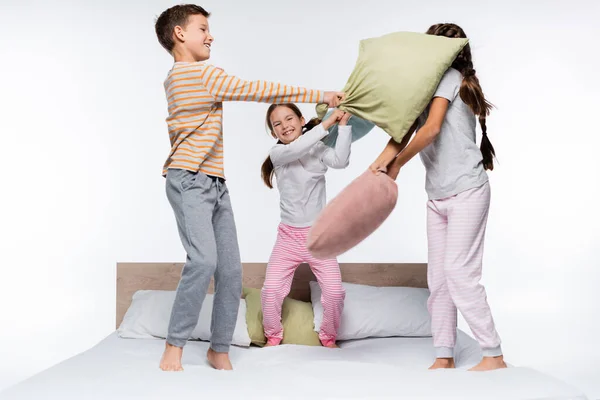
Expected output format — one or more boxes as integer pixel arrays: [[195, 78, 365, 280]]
[[261, 223, 345, 346], [426, 182, 502, 358]]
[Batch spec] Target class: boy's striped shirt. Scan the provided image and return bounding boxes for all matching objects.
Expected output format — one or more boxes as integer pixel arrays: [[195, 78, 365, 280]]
[[162, 62, 325, 178]]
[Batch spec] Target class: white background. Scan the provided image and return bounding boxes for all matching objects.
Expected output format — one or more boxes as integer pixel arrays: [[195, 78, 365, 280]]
[[1, 0, 598, 397]]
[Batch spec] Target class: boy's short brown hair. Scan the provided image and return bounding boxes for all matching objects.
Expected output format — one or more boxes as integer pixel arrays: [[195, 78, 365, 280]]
[[155, 4, 210, 53]]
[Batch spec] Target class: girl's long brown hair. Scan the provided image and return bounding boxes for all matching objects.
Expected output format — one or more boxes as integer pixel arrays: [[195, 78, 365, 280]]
[[261, 104, 321, 188], [427, 23, 496, 170]]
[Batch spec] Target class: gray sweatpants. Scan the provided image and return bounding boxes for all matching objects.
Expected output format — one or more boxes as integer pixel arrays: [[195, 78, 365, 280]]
[[165, 168, 242, 352]]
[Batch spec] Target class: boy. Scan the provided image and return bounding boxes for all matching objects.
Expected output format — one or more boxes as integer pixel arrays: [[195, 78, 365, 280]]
[[154, 4, 343, 371]]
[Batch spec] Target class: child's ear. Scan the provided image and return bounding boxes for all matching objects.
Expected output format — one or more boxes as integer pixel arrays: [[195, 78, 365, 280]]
[[174, 25, 185, 42], [301, 117, 306, 126]]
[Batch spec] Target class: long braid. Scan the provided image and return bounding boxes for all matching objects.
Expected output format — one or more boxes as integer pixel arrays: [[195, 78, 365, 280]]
[[426, 23, 496, 170]]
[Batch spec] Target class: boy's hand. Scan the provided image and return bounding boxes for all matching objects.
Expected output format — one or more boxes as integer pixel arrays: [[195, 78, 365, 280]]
[[324, 91, 345, 108], [322, 109, 345, 130], [339, 111, 351, 125]]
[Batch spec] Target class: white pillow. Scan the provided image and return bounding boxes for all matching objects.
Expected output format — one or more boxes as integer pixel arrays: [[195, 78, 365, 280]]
[[117, 290, 251, 347], [310, 281, 431, 340]]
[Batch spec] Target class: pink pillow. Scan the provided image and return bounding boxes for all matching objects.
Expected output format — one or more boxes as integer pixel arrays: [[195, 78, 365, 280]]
[[307, 170, 398, 259]]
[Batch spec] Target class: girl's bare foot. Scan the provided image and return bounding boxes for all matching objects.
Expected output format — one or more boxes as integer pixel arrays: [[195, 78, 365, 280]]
[[429, 358, 455, 369], [159, 342, 184, 371], [469, 355, 507, 371], [264, 338, 281, 347], [263, 337, 281, 347], [321, 338, 339, 348], [207, 348, 233, 370]]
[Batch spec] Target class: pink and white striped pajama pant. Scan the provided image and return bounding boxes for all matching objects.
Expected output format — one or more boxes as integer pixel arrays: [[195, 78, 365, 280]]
[[426, 182, 502, 358], [261, 223, 345, 346]]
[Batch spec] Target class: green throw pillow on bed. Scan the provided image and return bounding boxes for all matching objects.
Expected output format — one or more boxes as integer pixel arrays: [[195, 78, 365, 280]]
[[243, 287, 321, 347], [316, 31, 468, 143]]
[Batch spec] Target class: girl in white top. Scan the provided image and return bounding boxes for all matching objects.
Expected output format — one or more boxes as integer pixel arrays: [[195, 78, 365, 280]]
[[260, 104, 352, 347]]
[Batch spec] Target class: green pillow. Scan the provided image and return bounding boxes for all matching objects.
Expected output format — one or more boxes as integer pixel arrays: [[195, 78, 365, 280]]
[[317, 31, 468, 143], [243, 287, 321, 347], [320, 109, 376, 148]]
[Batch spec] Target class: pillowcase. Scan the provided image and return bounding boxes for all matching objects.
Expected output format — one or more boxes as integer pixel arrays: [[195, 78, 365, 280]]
[[311, 281, 431, 341], [117, 290, 251, 347], [320, 109, 375, 148], [316, 31, 468, 143], [243, 287, 321, 347], [307, 170, 397, 259]]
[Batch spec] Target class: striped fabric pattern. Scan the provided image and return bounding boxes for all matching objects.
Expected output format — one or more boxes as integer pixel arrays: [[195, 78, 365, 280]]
[[426, 182, 502, 355], [261, 223, 345, 346], [162, 62, 325, 178]]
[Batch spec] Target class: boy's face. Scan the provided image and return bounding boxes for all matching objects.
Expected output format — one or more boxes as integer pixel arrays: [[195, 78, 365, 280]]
[[178, 14, 213, 61]]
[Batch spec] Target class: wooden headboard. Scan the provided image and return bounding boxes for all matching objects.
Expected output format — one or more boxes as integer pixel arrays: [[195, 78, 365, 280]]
[[116, 262, 427, 328]]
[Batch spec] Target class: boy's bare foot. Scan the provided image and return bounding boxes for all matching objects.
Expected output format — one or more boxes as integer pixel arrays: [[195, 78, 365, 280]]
[[429, 358, 455, 370], [324, 343, 339, 348], [207, 348, 233, 370], [469, 356, 507, 371], [263, 342, 278, 347], [160, 342, 183, 371]]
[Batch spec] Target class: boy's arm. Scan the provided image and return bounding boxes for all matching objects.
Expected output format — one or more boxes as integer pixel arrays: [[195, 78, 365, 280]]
[[201, 64, 325, 104]]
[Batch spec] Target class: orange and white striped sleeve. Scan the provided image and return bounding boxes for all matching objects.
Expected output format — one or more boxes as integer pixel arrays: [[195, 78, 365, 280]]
[[200, 64, 325, 104]]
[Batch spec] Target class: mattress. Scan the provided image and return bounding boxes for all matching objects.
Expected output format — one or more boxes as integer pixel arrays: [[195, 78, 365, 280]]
[[0, 330, 587, 400]]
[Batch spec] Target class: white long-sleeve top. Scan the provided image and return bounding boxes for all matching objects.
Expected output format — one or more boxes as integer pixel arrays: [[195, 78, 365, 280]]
[[270, 124, 352, 227]]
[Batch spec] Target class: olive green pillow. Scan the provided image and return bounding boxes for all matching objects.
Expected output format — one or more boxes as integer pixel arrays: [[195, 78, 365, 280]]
[[243, 287, 321, 347], [317, 31, 468, 143]]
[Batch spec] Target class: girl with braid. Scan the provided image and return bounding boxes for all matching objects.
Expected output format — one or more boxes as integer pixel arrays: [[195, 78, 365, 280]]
[[370, 23, 506, 371]]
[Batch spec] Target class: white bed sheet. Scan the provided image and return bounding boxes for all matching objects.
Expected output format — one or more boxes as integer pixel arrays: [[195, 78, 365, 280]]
[[0, 331, 587, 400]]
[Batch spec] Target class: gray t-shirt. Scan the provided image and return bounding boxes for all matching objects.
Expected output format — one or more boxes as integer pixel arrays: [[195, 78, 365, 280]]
[[417, 68, 488, 200]]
